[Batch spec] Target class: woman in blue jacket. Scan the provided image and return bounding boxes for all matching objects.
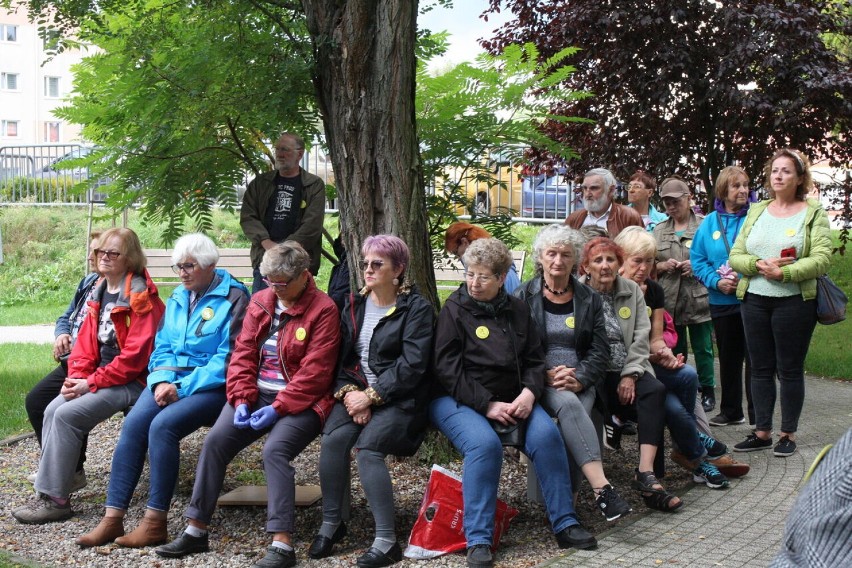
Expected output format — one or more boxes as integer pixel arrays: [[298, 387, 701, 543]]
[[76, 233, 249, 548], [691, 167, 754, 427]]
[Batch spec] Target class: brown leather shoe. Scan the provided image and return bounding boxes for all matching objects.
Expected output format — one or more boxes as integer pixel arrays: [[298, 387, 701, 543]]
[[670, 450, 700, 472], [114, 517, 168, 548], [708, 453, 750, 478], [76, 516, 125, 547]]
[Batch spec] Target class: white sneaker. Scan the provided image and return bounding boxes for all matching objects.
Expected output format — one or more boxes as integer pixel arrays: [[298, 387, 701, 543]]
[[26, 471, 37, 484]]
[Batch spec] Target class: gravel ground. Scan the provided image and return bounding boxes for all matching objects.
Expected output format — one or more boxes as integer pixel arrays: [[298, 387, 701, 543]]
[[0, 416, 691, 567]]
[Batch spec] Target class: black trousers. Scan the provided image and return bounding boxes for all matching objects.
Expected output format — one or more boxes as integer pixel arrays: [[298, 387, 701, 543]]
[[602, 371, 666, 448], [712, 311, 754, 423], [25, 362, 87, 472]]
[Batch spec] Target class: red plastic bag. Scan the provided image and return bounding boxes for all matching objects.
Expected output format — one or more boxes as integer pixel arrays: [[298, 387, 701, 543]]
[[404, 464, 518, 559]]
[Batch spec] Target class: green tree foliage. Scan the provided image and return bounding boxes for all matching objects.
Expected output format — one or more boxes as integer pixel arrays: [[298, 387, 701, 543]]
[[418, 41, 590, 251], [485, 0, 851, 228], [52, 0, 317, 242]]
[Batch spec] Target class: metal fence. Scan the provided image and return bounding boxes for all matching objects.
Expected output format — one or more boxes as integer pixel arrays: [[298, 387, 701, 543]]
[[2, 143, 579, 222]]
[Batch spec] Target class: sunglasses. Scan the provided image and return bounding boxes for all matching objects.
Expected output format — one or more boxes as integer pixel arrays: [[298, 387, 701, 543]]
[[359, 260, 385, 271], [95, 249, 121, 261]]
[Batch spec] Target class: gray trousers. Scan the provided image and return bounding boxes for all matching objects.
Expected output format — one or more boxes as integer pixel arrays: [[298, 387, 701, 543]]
[[184, 394, 320, 534], [35, 382, 143, 498], [540, 386, 600, 467]]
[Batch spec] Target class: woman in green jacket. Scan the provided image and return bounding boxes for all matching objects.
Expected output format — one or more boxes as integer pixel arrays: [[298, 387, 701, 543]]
[[729, 149, 832, 458]]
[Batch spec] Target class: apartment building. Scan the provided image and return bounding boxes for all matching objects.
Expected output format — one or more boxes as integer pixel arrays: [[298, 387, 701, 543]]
[[0, 6, 84, 145]]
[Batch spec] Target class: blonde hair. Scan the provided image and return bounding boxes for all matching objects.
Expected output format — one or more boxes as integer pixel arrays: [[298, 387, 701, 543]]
[[614, 226, 657, 258]]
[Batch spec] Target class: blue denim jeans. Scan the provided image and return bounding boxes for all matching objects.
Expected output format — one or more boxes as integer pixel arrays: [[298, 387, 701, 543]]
[[429, 396, 578, 547], [105, 386, 226, 511], [653, 364, 704, 462], [654, 363, 699, 419], [741, 293, 817, 433]]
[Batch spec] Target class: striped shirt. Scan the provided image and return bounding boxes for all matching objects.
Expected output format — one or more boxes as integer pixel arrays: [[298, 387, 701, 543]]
[[258, 301, 288, 393]]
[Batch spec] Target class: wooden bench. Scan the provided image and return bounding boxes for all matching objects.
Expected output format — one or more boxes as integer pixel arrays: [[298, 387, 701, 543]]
[[434, 249, 527, 290], [143, 248, 253, 285]]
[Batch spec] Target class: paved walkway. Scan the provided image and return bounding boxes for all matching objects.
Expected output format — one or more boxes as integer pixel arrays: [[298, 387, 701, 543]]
[[541, 374, 852, 567], [2, 326, 851, 567]]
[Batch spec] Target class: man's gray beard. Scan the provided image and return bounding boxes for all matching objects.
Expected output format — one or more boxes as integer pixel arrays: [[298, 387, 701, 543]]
[[583, 195, 609, 215]]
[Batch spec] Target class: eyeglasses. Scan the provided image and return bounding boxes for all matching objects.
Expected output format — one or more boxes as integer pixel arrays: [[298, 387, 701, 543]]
[[171, 262, 198, 274], [263, 277, 293, 290], [465, 272, 498, 284], [359, 260, 385, 272], [95, 249, 121, 261], [578, 184, 605, 193], [275, 146, 300, 153], [627, 183, 647, 190]]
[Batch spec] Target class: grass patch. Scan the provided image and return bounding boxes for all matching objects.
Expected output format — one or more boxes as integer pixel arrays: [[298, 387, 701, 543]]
[[0, 303, 66, 326], [0, 551, 38, 568], [0, 344, 55, 439]]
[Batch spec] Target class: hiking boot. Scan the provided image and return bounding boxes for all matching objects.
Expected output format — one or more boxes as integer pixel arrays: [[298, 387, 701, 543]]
[[603, 417, 623, 451], [594, 484, 632, 521], [697, 431, 727, 458], [773, 436, 797, 457], [701, 388, 716, 412], [252, 546, 296, 568], [12, 494, 72, 524], [693, 460, 730, 489], [466, 544, 493, 567], [707, 454, 750, 478], [709, 413, 746, 427], [733, 433, 773, 452]]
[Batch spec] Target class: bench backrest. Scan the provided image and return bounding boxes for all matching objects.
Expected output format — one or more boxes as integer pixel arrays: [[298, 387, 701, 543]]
[[143, 248, 253, 285], [434, 249, 527, 290]]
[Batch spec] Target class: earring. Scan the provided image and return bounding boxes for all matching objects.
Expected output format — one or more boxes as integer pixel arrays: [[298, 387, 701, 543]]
[[392, 277, 400, 286]]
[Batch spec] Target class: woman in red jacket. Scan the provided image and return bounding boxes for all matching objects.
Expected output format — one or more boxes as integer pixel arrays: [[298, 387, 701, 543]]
[[13, 228, 165, 524], [156, 241, 341, 568]]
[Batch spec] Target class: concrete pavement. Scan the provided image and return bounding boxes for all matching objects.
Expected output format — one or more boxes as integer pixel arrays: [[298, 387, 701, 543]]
[[540, 375, 852, 567]]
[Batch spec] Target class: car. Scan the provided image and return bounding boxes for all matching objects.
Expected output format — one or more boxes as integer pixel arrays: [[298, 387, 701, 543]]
[[521, 173, 581, 219]]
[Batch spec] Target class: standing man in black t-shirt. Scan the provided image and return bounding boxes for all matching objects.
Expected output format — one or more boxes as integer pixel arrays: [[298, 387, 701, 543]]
[[241, 133, 326, 292]]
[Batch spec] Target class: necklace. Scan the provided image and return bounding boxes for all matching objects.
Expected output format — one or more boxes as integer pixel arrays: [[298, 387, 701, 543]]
[[543, 278, 571, 296]]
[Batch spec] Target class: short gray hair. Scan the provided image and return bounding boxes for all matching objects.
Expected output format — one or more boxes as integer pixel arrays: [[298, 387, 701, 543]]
[[260, 241, 311, 278], [172, 233, 219, 268], [462, 238, 513, 276], [532, 224, 585, 275], [585, 167, 617, 194]]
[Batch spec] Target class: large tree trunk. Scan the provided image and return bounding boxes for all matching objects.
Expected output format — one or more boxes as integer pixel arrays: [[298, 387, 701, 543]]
[[302, 0, 438, 308]]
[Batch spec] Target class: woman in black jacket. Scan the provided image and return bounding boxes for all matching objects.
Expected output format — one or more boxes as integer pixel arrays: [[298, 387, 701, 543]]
[[310, 235, 434, 568], [515, 224, 631, 522], [430, 238, 597, 568]]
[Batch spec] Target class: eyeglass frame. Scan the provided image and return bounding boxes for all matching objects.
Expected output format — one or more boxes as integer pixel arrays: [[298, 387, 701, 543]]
[[171, 262, 199, 274], [263, 277, 294, 290], [94, 249, 121, 261]]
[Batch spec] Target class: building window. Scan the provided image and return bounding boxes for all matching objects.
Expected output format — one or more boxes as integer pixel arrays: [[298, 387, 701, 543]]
[[44, 76, 60, 98], [1, 24, 17, 42], [2, 120, 19, 137], [1, 72, 19, 90], [42, 29, 60, 51], [44, 121, 60, 142]]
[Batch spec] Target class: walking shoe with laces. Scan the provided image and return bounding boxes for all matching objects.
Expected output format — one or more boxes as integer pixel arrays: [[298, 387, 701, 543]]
[[733, 433, 773, 452], [773, 435, 797, 457], [709, 412, 746, 427], [12, 494, 72, 524], [27, 469, 87, 492], [594, 484, 632, 521], [603, 417, 623, 451], [697, 431, 727, 458], [693, 460, 729, 489], [466, 544, 493, 567], [707, 453, 750, 478]]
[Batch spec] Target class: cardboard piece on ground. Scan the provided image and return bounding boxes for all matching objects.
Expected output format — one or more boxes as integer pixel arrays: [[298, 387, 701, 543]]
[[217, 485, 322, 507]]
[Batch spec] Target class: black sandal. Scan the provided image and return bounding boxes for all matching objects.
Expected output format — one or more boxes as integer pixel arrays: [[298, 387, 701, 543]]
[[632, 470, 683, 512]]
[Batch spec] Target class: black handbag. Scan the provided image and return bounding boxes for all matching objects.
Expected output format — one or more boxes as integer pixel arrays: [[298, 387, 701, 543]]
[[488, 418, 528, 447], [815, 275, 848, 325]]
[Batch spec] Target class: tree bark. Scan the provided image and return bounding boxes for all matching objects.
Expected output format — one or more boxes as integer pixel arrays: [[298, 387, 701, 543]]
[[302, 0, 438, 308]]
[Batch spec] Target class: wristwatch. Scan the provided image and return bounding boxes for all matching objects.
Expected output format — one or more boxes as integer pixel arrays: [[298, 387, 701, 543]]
[[626, 371, 641, 381]]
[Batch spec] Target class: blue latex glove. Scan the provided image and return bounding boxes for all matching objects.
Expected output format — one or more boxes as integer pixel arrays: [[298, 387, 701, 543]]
[[233, 403, 252, 429], [250, 405, 279, 431]]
